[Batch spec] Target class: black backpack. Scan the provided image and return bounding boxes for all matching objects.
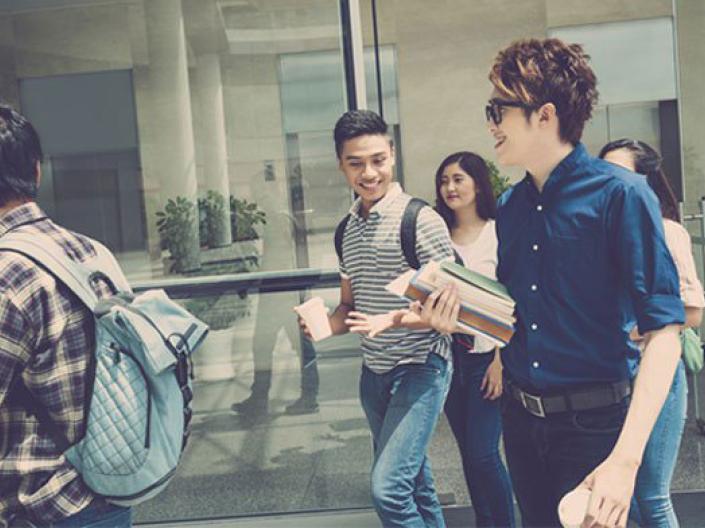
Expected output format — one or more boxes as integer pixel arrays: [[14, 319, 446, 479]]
[[334, 198, 462, 269]]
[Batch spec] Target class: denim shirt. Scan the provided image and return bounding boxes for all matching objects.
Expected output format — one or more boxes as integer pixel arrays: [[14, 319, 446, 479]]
[[496, 143, 684, 391]]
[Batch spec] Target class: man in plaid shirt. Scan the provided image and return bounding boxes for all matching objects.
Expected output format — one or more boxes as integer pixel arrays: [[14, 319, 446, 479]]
[[0, 106, 132, 526]]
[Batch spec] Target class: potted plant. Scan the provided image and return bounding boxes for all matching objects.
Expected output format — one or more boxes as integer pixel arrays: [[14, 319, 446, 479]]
[[156, 196, 200, 273], [198, 190, 230, 248], [230, 196, 266, 242], [230, 196, 266, 266], [487, 159, 512, 198]]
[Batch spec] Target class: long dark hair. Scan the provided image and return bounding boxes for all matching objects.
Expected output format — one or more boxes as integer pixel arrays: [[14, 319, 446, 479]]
[[598, 138, 679, 222], [434, 151, 497, 230]]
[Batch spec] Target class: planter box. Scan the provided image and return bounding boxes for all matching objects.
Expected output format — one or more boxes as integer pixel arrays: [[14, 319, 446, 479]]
[[163, 238, 263, 276]]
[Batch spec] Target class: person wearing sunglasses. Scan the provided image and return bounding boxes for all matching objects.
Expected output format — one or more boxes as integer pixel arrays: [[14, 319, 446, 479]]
[[423, 38, 684, 528]]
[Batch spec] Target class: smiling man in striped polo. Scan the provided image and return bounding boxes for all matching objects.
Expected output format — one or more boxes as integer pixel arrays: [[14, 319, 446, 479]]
[[299, 109, 456, 527]]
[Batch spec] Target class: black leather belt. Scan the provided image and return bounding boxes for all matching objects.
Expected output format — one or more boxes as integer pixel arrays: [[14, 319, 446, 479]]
[[506, 378, 632, 418]]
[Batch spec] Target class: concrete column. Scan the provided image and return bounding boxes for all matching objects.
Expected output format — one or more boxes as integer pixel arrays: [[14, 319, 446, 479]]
[[675, 0, 705, 208], [195, 53, 232, 247], [0, 16, 20, 109], [139, 0, 200, 272]]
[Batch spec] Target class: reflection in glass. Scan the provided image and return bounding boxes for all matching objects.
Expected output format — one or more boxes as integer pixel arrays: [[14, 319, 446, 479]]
[[134, 287, 367, 523]]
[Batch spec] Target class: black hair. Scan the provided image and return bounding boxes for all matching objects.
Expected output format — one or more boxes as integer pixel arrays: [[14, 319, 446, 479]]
[[598, 138, 679, 222], [333, 109, 391, 158], [0, 104, 42, 207], [434, 151, 497, 229]]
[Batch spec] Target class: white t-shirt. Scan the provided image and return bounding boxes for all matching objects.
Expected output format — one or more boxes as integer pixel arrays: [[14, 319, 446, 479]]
[[452, 219, 499, 353]]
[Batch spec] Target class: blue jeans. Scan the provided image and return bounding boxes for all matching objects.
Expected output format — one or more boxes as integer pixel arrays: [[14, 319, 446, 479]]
[[501, 381, 632, 527], [444, 349, 515, 527], [360, 352, 452, 528], [633, 359, 687, 528], [52, 499, 131, 527]]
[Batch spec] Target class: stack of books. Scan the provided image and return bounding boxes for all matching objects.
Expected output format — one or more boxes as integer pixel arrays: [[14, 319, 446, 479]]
[[388, 261, 516, 347]]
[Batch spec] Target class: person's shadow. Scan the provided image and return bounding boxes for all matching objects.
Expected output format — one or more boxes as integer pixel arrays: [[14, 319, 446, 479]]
[[231, 207, 320, 424]]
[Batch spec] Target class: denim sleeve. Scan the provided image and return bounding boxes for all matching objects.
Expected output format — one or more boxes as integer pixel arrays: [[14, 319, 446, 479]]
[[607, 180, 685, 333]]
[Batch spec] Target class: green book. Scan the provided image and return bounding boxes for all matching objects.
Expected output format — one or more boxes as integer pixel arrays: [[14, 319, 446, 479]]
[[440, 261, 513, 301]]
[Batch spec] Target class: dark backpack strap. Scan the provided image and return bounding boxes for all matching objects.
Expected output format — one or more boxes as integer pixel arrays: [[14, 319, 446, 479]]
[[401, 198, 463, 269], [334, 214, 351, 263], [400, 198, 427, 270]]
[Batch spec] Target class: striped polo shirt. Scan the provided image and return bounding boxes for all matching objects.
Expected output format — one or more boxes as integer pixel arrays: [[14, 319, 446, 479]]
[[339, 182, 455, 373]]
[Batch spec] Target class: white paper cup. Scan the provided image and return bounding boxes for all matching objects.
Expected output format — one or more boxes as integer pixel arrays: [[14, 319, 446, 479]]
[[558, 488, 591, 528], [294, 297, 332, 342]]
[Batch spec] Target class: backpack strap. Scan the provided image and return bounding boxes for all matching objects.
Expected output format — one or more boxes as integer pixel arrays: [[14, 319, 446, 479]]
[[0, 234, 130, 453], [89, 239, 132, 294], [0, 234, 131, 311], [336, 198, 463, 271], [336, 200, 427, 269], [400, 198, 426, 270], [401, 198, 463, 269], [334, 214, 351, 264]]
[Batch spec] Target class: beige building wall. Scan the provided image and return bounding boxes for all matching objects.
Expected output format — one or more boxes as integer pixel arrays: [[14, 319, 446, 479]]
[[365, 0, 673, 203], [11, 4, 131, 78], [546, 0, 671, 26], [674, 0, 705, 299], [675, 0, 705, 210], [0, 17, 19, 109], [221, 53, 295, 272]]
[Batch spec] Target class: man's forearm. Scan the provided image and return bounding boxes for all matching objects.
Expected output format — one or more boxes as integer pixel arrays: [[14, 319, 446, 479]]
[[610, 324, 681, 466], [329, 303, 354, 335]]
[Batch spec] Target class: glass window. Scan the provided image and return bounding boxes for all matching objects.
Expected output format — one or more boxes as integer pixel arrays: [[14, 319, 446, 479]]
[[134, 284, 368, 522], [549, 18, 677, 105], [2, 0, 705, 524]]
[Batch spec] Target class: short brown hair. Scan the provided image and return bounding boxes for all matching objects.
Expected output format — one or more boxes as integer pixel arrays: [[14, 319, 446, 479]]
[[489, 38, 598, 145]]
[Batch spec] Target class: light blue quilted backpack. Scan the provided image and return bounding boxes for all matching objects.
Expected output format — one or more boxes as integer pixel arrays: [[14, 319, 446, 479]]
[[0, 233, 208, 506]]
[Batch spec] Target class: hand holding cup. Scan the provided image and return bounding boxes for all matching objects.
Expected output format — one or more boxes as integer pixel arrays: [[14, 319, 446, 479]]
[[294, 297, 332, 342]]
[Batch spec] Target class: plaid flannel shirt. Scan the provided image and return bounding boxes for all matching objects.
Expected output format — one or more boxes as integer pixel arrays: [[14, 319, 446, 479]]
[[0, 202, 111, 524]]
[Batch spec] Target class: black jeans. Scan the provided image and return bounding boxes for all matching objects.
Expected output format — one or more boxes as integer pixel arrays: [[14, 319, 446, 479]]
[[445, 349, 515, 527], [501, 389, 630, 527]]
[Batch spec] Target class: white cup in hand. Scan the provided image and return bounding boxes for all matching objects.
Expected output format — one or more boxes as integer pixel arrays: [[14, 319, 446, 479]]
[[558, 488, 591, 528], [294, 297, 332, 342]]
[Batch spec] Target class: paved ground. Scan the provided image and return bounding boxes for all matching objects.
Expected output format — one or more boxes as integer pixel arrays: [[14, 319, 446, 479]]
[[130, 295, 705, 525], [138, 496, 705, 527]]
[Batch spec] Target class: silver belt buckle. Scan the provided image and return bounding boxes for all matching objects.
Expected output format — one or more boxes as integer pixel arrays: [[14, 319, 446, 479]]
[[520, 391, 546, 418]]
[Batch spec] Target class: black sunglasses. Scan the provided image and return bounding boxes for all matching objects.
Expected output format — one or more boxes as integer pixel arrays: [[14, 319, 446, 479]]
[[485, 99, 536, 126]]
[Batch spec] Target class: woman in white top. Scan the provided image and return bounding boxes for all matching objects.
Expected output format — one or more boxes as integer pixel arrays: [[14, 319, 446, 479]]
[[345, 152, 516, 526], [600, 139, 705, 528], [434, 152, 515, 527]]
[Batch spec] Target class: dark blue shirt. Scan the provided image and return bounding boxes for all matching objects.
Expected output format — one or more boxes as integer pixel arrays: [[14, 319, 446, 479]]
[[496, 143, 684, 391]]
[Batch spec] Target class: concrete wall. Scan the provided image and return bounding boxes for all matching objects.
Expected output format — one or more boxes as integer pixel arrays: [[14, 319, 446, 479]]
[[675, 0, 705, 209], [546, 0, 671, 26], [221, 53, 295, 272], [12, 4, 131, 78], [0, 16, 19, 108], [674, 0, 705, 294], [362, 0, 674, 203]]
